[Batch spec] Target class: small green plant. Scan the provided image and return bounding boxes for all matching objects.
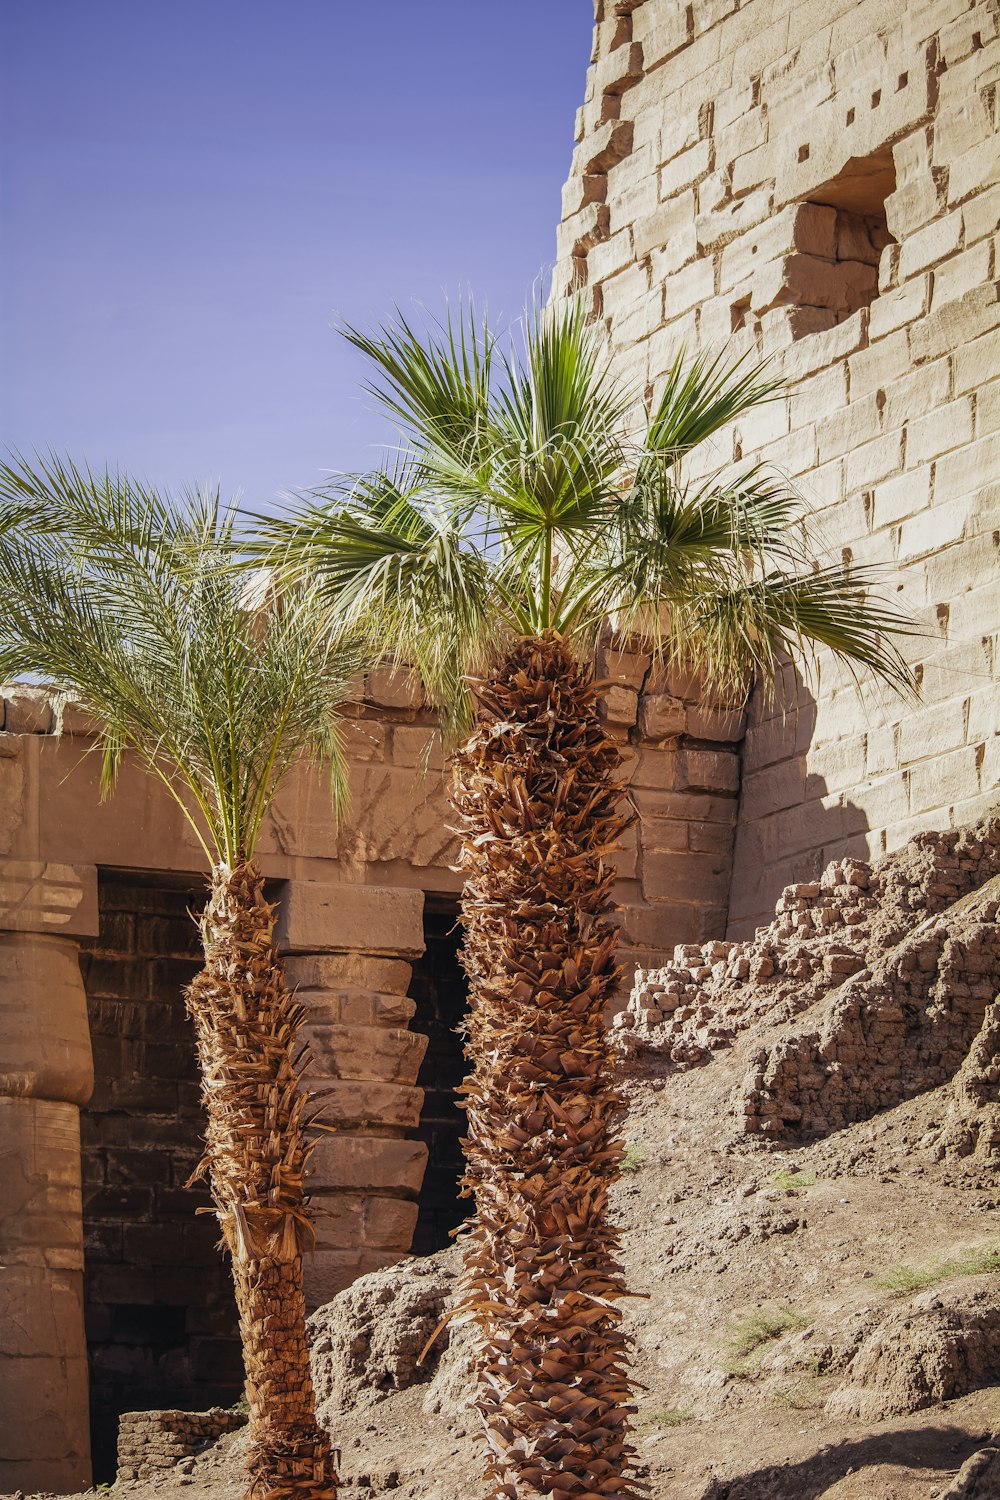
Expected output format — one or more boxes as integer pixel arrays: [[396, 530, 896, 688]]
[[722, 1304, 809, 1375], [772, 1169, 817, 1190], [646, 1406, 695, 1427], [770, 1377, 828, 1411], [621, 1144, 646, 1174], [874, 1244, 1000, 1293]]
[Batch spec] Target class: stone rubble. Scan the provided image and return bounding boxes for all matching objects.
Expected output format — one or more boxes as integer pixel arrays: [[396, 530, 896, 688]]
[[116, 1408, 246, 1482], [616, 819, 1000, 1094]]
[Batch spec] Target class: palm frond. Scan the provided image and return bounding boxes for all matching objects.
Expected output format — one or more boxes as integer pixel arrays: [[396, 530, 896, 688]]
[[0, 460, 356, 866], [643, 347, 782, 465], [270, 299, 915, 712]]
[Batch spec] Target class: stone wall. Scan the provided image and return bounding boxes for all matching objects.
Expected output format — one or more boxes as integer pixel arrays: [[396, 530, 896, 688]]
[[79, 874, 242, 1481], [116, 1407, 246, 1483], [556, 0, 1000, 935]]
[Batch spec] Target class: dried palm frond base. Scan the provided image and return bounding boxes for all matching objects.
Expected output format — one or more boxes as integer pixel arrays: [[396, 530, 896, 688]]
[[187, 860, 338, 1500], [453, 634, 646, 1500]]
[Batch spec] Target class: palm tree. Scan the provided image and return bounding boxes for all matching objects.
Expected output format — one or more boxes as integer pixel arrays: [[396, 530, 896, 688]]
[[0, 458, 347, 1500], [263, 300, 916, 1500]]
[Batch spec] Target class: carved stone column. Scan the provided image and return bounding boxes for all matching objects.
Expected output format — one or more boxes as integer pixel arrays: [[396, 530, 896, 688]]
[[276, 882, 429, 1308], [0, 860, 98, 1493]]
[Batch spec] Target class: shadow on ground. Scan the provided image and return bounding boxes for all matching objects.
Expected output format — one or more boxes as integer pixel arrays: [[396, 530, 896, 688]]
[[699, 1422, 987, 1499]]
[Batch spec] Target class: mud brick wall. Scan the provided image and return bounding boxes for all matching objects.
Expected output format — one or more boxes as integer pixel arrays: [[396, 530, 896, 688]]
[[116, 1407, 246, 1483], [556, 0, 1000, 937], [78, 875, 241, 1481]]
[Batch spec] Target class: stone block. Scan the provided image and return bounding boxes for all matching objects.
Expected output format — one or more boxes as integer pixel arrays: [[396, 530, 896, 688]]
[[277, 882, 424, 958], [640, 850, 731, 906], [898, 700, 969, 767], [633, 195, 697, 261], [685, 706, 747, 743], [365, 665, 423, 710], [284, 953, 413, 994], [598, 684, 640, 728], [844, 429, 903, 493], [304, 1022, 428, 1086], [588, 228, 636, 283], [390, 725, 444, 769], [868, 275, 930, 339], [897, 210, 964, 281], [2, 686, 54, 735], [363, 1195, 420, 1250], [0, 932, 94, 1105], [638, 693, 686, 741], [311, 1193, 365, 1250], [908, 745, 983, 811], [629, 747, 679, 792], [872, 468, 932, 530], [879, 358, 951, 432], [618, 901, 697, 952], [963, 183, 1000, 248], [306, 1080, 424, 1133], [0, 860, 98, 941], [632, 4, 693, 69], [935, 433, 1000, 503], [907, 398, 975, 468], [741, 759, 807, 821], [304, 1248, 363, 1308], [931, 241, 993, 314], [309, 1134, 428, 1195], [0, 1097, 90, 1491], [595, 644, 652, 689], [676, 748, 740, 795]]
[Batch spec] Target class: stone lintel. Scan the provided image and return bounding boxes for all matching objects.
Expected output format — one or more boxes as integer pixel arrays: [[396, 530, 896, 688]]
[[0, 860, 98, 938], [277, 881, 425, 959]]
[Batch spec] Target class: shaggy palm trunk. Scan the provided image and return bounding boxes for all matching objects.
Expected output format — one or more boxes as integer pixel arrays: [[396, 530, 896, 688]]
[[452, 634, 643, 1500], [185, 860, 337, 1500]]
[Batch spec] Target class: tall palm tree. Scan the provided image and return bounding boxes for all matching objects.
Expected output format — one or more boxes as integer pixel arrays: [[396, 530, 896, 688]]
[[264, 300, 916, 1500], [0, 458, 347, 1500]]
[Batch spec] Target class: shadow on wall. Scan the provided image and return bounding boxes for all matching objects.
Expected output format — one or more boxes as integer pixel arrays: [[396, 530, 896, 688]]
[[728, 662, 870, 941]]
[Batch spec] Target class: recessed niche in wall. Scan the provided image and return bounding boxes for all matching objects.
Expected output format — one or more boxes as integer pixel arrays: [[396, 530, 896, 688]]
[[795, 147, 898, 334], [737, 147, 898, 342]]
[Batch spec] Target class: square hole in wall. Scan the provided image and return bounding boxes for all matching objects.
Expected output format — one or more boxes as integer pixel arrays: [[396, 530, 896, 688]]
[[789, 147, 897, 337]]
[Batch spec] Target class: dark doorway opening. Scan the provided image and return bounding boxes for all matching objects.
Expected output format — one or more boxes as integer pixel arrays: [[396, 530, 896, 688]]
[[79, 871, 242, 1482], [409, 901, 470, 1257]]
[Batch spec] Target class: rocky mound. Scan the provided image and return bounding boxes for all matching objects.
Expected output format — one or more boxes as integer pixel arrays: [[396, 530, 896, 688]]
[[617, 820, 1000, 1075]]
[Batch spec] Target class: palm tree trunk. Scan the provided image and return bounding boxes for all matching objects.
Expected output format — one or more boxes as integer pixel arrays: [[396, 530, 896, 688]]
[[185, 860, 337, 1500], [452, 634, 643, 1500]]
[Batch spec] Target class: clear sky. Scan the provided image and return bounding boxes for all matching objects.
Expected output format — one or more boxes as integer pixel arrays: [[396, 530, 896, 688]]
[[1, 1, 592, 509]]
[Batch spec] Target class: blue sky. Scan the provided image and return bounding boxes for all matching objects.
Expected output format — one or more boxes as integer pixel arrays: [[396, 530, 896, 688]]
[[1, 1, 591, 508]]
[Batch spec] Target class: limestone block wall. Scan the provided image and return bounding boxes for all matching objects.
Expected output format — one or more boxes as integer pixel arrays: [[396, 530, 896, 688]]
[[556, 0, 1000, 936], [0, 861, 96, 1494]]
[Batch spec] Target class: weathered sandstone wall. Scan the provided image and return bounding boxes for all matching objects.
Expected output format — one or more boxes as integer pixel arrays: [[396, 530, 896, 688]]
[[556, 0, 1000, 935]]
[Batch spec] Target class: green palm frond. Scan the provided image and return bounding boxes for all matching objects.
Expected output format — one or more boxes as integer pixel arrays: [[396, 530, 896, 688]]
[[260, 298, 916, 734], [0, 456, 356, 866], [643, 346, 782, 464]]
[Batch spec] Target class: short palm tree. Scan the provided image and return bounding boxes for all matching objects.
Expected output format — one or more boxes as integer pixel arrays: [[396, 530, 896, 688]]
[[0, 458, 348, 1500], [264, 299, 915, 1500]]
